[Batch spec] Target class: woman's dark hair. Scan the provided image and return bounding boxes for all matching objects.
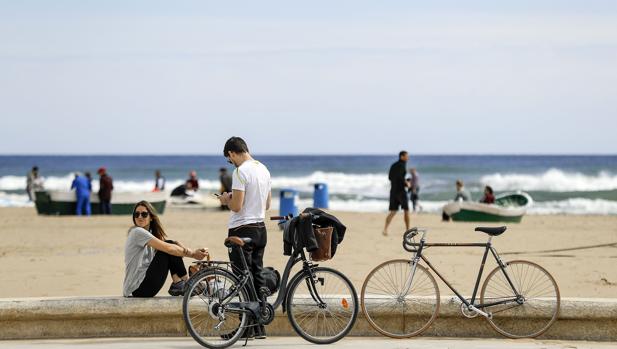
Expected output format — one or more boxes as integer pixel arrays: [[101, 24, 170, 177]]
[[132, 200, 167, 241], [485, 186, 494, 194], [223, 137, 249, 157]]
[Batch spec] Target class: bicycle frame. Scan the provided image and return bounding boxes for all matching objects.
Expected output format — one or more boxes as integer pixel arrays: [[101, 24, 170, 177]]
[[405, 230, 523, 312], [214, 244, 326, 321]]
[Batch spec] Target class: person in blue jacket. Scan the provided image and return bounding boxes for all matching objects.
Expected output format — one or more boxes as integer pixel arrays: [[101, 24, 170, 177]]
[[71, 172, 92, 216]]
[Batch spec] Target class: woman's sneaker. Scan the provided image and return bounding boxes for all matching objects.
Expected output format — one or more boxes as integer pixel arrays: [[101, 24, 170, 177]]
[[168, 280, 186, 296]]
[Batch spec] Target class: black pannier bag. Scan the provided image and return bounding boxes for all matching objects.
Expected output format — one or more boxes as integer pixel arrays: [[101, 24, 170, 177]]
[[261, 266, 281, 295]]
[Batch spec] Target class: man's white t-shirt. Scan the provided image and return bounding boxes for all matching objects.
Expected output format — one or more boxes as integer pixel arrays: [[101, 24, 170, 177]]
[[229, 159, 271, 229]]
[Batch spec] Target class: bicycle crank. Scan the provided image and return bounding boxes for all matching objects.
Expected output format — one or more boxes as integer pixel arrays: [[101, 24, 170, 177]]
[[460, 303, 478, 318]]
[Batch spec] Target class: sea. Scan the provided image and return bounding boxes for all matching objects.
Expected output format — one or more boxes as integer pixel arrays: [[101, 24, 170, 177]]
[[1, 155, 617, 215]]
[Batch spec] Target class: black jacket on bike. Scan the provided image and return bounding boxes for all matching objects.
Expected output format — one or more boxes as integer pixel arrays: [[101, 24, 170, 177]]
[[283, 208, 347, 257]]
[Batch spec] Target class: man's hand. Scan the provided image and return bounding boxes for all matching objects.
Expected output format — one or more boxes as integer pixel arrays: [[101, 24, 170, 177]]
[[219, 192, 232, 205]]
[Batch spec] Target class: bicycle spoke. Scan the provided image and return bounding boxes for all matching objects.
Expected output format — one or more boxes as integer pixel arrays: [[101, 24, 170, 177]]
[[481, 261, 560, 338], [361, 260, 439, 338], [287, 268, 358, 344]]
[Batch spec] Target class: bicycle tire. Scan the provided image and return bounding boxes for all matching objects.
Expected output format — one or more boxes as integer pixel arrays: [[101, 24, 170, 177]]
[[361, 259, 440, 338], [286, 267, 359, 344], [481, 260, 560, 338], [183, 267, 250, 349]]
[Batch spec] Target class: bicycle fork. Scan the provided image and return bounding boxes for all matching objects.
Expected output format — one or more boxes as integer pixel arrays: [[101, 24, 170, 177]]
[[401, 229, 427, 297]]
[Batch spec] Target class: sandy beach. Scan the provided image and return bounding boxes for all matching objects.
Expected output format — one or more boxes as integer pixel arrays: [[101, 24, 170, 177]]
[[0, 207, 616, 298]]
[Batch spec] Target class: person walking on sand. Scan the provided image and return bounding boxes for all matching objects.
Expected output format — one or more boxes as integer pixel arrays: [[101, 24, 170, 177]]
[[123, 200, 208, 297], [98, 167, 114, 215], [383, 151, 410, 236], [408, 167, 421, 212], [218, 136, 272, 339]]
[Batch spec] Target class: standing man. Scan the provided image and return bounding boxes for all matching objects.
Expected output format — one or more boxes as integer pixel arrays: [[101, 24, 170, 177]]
[[71, 172, 91, 216], [218, 167, 232, 210], [383, 151, 410, 236], [218, 137, 271, 339], [154, 170, 166, 192], [26, 166, 43, 201], [98, 167, 114, 215]]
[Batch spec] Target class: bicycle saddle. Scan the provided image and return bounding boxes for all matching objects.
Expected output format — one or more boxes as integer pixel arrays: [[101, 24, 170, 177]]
[[474, 226, 507, 236], [224, 236, 252, 247]]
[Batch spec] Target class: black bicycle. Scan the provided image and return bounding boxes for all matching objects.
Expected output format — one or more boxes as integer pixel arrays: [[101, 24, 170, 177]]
[[361, 226, 560, 339], [182, 213, 359, 348]]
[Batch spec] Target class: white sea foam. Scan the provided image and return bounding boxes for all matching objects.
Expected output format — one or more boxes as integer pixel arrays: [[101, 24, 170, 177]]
[[481, 169, 617, 192], [0, 174, 222, 193], [0, 172, 392, 198], [0, 192, 33, 207], [528, 198, 617, 215], [4, 169, 615, 198], [288, 198, 617, 215], [2, 190, 616, 215]]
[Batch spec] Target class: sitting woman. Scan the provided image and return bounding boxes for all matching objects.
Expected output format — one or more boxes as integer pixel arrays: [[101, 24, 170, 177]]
[[480, 185, 495, 204], [123, 200, 208, 297]]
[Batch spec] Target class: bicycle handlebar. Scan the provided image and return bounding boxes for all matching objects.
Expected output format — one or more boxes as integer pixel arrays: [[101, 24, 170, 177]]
[[269, 213, 320, 222]]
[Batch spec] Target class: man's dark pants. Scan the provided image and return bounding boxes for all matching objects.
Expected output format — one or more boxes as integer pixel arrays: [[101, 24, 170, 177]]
[[227, 222, 268, 337]]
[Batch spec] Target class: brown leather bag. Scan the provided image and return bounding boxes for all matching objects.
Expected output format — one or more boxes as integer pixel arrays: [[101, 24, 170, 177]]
[[310, 226, 333, 262]]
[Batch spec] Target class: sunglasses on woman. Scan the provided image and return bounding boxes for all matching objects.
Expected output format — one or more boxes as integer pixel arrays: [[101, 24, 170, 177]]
[[133, 211, 150, 218]]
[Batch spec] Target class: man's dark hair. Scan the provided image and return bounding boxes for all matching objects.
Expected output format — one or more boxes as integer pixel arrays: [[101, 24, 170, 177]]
[[399, 151, 408, 159], [219, 167, 227, 172], [33, 166, 39, 171], [223, 137, 249, 156]]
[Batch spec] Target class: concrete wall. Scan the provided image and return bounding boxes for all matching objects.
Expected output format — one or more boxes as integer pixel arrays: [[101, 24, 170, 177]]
[[1, 297, 615, 341]]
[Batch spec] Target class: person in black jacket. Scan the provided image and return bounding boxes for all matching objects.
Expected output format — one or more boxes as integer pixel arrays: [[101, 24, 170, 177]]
[[383, 151, 410, 236], [98, 167, 114, 215]]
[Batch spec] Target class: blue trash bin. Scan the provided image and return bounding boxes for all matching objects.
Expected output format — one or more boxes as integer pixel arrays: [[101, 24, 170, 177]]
[[279, 188, 298, 217], [313, 183, 329, 209]]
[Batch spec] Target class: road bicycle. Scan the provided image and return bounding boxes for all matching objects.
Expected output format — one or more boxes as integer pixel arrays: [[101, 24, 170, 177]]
[[183, 213, 359, 348], [361, 226, 560, 339]]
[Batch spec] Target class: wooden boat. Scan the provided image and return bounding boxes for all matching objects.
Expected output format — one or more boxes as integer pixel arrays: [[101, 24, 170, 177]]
[[34, 190, 167, 215], [442, 191, 533, 223]]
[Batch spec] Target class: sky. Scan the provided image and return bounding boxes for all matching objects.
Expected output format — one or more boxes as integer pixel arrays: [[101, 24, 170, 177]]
[[0, 1, 616, 155]]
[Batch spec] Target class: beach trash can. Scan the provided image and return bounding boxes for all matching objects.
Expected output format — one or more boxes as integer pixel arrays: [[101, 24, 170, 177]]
[[313, 183, 329, 209], [279, 188, 299, 218]]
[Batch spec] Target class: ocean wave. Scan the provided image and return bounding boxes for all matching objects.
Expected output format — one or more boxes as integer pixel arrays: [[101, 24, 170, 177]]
[[0, 192, 34, 207], [0, 172, 395, 198], [2, 189, 616, 215], [481, 169, 617, 192], [0, 174, 223, 193], [289, 198, 617, 215], [529, 198, 617, 215]]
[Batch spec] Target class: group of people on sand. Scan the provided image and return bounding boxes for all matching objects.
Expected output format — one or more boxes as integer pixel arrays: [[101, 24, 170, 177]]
[[70, 167, 114, 216], [382, 151, 497, 235], [123, 137, 271, 339]]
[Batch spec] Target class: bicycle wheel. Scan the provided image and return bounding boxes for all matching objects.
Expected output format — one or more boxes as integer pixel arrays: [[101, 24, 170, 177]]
[[361, 259, 439, 338], [481, 260, 560, 338], [286, 267, 359, 344], [183, 268, 249, 349]]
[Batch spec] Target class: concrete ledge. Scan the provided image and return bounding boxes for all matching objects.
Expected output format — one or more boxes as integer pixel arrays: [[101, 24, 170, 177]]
[[1, 297, 616, 341]]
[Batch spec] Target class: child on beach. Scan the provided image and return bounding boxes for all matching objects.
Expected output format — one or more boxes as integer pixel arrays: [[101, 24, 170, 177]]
[[123, 200, 208, 297]]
